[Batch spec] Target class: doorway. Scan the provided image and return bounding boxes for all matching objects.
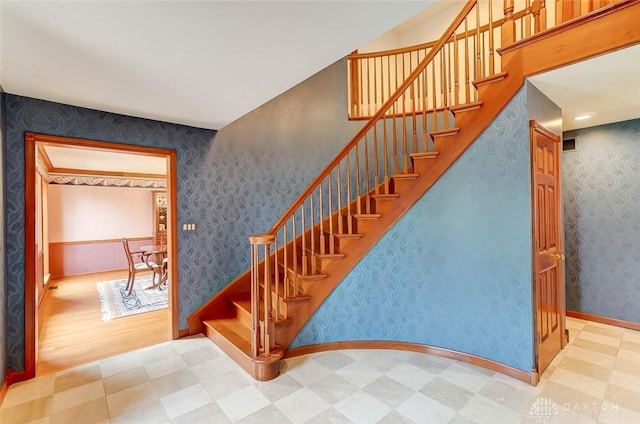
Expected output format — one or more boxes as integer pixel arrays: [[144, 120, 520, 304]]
[[24, 133, 179, 378], [531, 120, 567, 376]]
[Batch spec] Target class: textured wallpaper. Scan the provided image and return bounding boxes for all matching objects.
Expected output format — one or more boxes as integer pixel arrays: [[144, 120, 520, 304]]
[[0, 91, 7, 387], [3, 58, 363, 372], [293, 88, 535, 372], [563, 119, 640, 323]]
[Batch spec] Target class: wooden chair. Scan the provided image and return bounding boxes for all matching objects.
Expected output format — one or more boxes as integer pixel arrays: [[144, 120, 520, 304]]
[[122, 238, 160, 295]]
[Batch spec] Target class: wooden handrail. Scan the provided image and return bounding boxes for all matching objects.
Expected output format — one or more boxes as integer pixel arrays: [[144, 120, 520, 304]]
[[247, 0, 626, 360], [265, 0, 478, 236]]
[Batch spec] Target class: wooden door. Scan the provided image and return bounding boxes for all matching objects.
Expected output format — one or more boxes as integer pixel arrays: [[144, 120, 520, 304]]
[[531, 121, 566, 375]]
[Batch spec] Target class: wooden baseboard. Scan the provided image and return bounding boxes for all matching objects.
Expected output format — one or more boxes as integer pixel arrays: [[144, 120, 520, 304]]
[[178, 328, 190, 338], [0, 373, 9, 407], [284, 340, 536, 385], [567, 310, 640, 331]]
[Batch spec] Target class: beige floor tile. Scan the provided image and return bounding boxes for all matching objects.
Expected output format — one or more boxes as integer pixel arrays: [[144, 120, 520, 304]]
[[51, 379, 105, 414], [576, 330, 622, 348], [151, 368, 200, 398], [549, 368, 607, 399], [53, 363, 102, 393], [564, 345, 616, 368], [49, 397, 109, 424], [570, 337, 619, 357], [609, 369, 640, 393], [1, 374, 55, 408], [598, 402, 640, 424], [102, 365, 150, 395], [396, 392, 456, 424], [0, 396, 53, 424], [614, 357, 640, 377], [110, 398, 169, 424], [605, 383, 640, 413], [106, 381, 158, 417], [170, 401, 231, 424], [558, 355, 612, 382], [537, 381, 603, 421], [620, 339, 640, 353], [160, 382, 212, 420], [617, 348, 640, 364], [420, 377, 474, 412], [622, 330, 640, 344], [459, 394, 522, 424], [582, 323, 625, 338]]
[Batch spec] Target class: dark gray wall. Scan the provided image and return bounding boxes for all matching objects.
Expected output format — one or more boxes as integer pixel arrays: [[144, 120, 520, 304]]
[[563, 119, 640, 323], [527, 81, 562, 136]]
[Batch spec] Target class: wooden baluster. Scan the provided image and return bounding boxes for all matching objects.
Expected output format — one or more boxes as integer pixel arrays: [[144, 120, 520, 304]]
[[475, 3, 482, 80], [532, 0, 544, 33], [383, 115, 390, 193], [402, 90, 409, 172], [453, 33, 460, 107], [273, 235, 279, 322], [291, 214, 297, 295], [411, 81, 418, 155], [319, 181, 325, 255], [355, 142, 362, 215], [337, 162, 343, 235], [364, 135, 371, 212], [346, 152, 353, 234], [328, 172, 335, 254], [310, 193, 316, 274], [358, 58, 364, 118], [488, 0, 495, 76], [539, 0, 547, 32], [249, 239, 260, 356], [464, 16, 471, 104], [502, 0, 516, 47], [525, 0, 533, 37], [349, 54, 360, 118], [373, 123, 381, 194], [365, 58, 371, 117], [301, 203, 307, 275], [392, 102, 398, 173], [262, 240, 273, 356], [431, 59, 438, 132], [283, 223, 289, 300], [422, 69, 428, 152], [441, 51, 449, 130]]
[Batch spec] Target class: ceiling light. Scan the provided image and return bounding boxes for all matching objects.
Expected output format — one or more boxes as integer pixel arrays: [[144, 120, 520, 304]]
[[574, 114, 592, 121]]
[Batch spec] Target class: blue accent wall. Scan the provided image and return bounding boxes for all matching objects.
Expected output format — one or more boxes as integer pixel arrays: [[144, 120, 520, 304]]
[[563, 119, 640, 323], [3, 58, 363, 372], [292, 87, 536, 371]]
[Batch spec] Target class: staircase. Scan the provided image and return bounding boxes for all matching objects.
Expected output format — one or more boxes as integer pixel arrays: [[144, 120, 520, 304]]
[[188, 0, 640, 381]]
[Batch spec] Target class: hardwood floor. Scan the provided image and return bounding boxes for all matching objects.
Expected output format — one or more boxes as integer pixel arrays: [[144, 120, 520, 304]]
[[37, 270, 170, 375]]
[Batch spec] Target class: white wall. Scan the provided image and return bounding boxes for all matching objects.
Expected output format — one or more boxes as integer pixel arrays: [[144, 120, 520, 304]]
[[48, 185, 154, 242]]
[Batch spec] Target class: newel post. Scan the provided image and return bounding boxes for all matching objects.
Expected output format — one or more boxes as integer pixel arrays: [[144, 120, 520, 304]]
[[502, 0, 516, 46], [249, 234, 276, 357]]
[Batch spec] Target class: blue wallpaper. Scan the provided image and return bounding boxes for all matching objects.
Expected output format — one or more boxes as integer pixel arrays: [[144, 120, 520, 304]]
[[3, 58, 362, 372], [292, 88, 535, 371], [563, 119, 640, 323], [0, 91, 6, 387]]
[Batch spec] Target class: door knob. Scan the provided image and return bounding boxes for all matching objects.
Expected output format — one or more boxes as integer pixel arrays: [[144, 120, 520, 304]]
[[549, 253, 565, 261]]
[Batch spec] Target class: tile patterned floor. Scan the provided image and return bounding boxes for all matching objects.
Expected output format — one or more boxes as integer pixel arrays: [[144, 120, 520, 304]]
[[2, 317, 639, 423]]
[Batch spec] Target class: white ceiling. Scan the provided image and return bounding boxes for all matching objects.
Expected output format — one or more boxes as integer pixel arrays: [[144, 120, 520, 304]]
[[529, 44, 640, 132], [3, 1, 639, 174], [0, 0, 430, 130]]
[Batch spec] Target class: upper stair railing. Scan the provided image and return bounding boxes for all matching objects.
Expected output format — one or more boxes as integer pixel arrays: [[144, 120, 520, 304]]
[[348, 0, 623, 119], [247, 0, 625, 360]]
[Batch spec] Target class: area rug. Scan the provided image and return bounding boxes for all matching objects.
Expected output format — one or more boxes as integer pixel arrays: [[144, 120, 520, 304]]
[[96, 275, 168, 321]]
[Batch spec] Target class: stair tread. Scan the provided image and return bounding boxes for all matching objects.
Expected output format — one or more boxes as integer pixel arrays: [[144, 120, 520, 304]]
[[450, 101, 483, 114], [204, 318, 252, 353], [473, 72, 508, 88], [371, 193, 400, 199], [391, 173, 419, 179], [335, 233, 363, 239], [431, 127, 460, 137], [353, 213, 382, 219], [410, 151, 439, 159]]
